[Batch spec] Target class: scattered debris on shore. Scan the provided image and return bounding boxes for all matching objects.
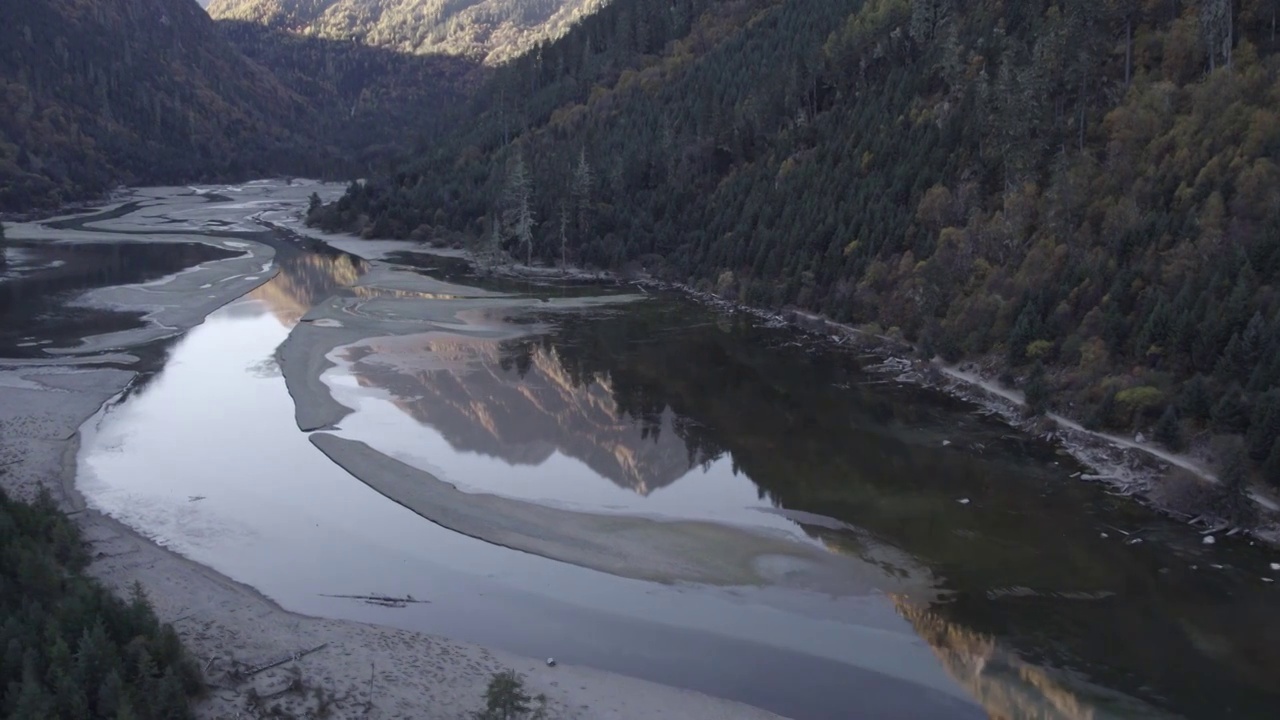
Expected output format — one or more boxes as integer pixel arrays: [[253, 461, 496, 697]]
[[319, 592, 431, 608]]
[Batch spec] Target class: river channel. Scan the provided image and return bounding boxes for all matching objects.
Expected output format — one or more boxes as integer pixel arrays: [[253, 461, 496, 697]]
[[5, 185, 1279, 719]]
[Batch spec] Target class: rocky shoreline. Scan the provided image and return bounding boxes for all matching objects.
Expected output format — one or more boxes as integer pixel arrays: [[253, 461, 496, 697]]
[[679, 296, 1280, 547]]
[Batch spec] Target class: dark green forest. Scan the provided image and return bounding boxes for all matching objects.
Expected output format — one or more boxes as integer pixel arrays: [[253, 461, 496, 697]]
[[311, 0, 1280, 491], [0, 487, 202, 719], [216, 20, 475, 169], [0, 0, 469, 212], [0, 0, 312, 210]]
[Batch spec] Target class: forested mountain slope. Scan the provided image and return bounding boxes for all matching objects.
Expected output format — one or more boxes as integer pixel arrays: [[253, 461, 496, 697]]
[[0, 0, 475, 212], [0, 0, 312, 210], [216, 20, 475, 168], [313, 0, 1280, 496], [207, 0, 607, 64]]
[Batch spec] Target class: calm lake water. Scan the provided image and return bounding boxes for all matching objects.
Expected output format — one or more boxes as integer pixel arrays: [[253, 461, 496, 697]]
[[51, 230, 1280, 720], [0, 240, 237, 357]]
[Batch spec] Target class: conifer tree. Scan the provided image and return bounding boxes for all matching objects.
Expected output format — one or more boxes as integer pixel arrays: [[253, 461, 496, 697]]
[[571, 147, 593, 241], [1179, 374, 1214, 421], [10, 658, 55, 720], [474, 670, 535, 720], [1246, 391, 1280, 460], [1215, 333, 1248, 380], [116, 699, 140, 720], [1007, 304, 1039, 365], [1090, 389, 1119, 429], [1264, 436, 1280, 489], [1024, 361, 1051, 415], [504, 152, 535, 266], [1212, 386, 1251, 433], [558, 203, 571, 269], [1155, 404, 1184, 451], [1211, 448, 1256, 524], [1199, 0, 1235, 71], [98, 669, 124, 718]]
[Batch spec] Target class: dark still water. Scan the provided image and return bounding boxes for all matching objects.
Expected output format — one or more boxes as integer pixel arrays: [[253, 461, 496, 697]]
[[0, 240, 238, 357], [80, 249, 1280, 720]]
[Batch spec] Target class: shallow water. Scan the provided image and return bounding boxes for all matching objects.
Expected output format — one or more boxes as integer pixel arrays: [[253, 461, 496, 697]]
[[80, 258, 978, 720], [58, 193, 1280, 720], [314, 280, 1280, 719], [0, 240, 238, 357]]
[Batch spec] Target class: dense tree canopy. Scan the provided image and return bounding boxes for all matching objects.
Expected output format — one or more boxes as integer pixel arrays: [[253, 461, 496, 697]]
[[0, 488, 202, 719], [314, 0, 1280, 488], [216, 20, 475, 170], [0, 0, 472, 212], [0, 0, 313, 210]]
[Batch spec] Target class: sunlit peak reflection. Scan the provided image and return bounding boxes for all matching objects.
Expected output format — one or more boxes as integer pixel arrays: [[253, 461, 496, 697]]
[[339, 334, 707, 495], [891, 597, 1169, 720], [250, 252, 368, 325], [249, 252, 463, 328]]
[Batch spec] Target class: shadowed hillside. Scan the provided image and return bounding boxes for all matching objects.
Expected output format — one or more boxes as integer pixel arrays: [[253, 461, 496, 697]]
[[0, 0, 478, 211], [216, 20, 477, 168], [0, 0, 313, 210]]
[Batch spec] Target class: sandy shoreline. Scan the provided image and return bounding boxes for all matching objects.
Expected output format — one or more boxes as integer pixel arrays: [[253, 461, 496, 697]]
[[310, 433, 922, 596], [0, 185, 790, 719]]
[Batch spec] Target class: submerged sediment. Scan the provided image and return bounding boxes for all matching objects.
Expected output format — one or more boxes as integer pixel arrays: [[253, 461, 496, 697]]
[[310, 432, 926, 595]]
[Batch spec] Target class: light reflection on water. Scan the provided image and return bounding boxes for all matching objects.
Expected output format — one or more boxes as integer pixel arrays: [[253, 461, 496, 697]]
[[322, 338, 807, 536], [76, 247, 1280, 720], [77, 265, 981, 720]]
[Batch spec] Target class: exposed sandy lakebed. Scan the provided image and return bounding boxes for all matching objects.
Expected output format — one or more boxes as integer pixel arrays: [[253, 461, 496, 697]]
[[0, 183, 789, 719]]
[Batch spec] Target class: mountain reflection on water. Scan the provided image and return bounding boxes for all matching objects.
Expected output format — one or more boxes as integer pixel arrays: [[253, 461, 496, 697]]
[[250, 250, 1279, 719], [338, 300, 1069, 510], [331, 293, 1279, 719], [251, 250, 369, 325], [344, 334, 712, 495]]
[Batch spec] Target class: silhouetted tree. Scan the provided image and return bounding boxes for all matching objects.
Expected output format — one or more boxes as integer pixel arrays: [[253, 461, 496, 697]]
[[1155, 404, 1184, 451]]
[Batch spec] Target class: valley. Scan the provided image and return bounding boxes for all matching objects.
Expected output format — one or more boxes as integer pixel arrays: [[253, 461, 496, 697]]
[[1, 183, 1277, 719], [3, 0, 1280, 718]]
